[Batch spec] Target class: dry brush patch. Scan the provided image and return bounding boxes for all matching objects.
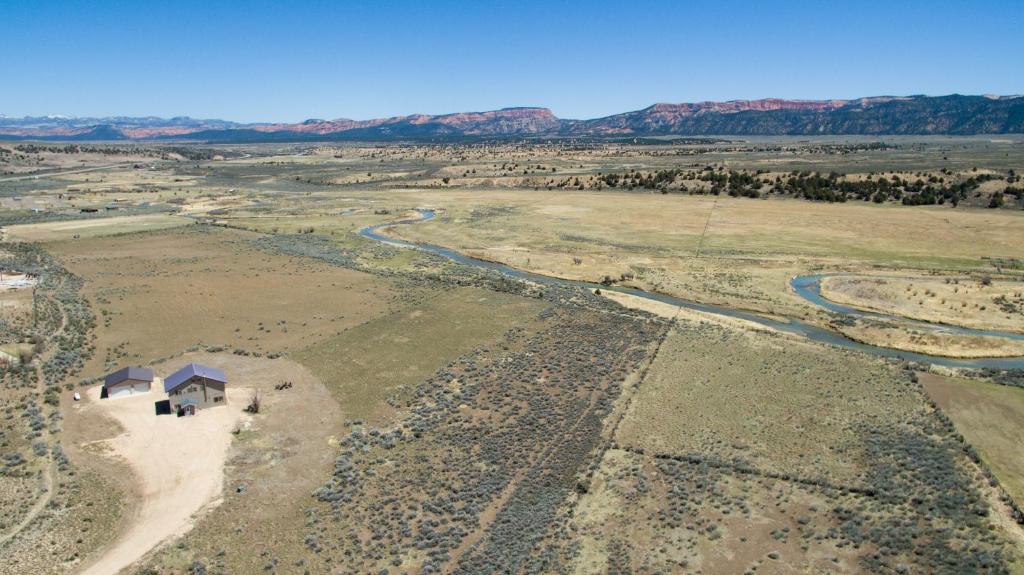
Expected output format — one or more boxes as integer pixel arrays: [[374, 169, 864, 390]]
[[297, 306, 665, 575], [0, 463, 124, 575], [601, 319, 1020, 573], [0, 240, 108, 574]]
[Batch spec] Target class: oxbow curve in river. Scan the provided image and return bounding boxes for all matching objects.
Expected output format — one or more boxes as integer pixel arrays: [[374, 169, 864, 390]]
[[359, 210, 1024, 370]]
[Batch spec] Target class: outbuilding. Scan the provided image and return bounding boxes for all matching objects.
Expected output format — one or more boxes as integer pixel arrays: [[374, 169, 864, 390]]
[[103, 366, 154, 399], [164, 363, 227, 415]]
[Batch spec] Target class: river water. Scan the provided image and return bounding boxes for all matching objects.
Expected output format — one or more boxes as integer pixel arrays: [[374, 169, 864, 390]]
[[360, 210, 1024, 369]]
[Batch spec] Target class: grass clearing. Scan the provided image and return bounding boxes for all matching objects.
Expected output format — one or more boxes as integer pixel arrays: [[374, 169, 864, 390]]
[[3, 214, 189, 242], [921, 371, 1024, 505]]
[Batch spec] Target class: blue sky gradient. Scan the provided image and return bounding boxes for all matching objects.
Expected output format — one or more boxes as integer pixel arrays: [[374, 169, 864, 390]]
[[3, 0, 1022, 121]]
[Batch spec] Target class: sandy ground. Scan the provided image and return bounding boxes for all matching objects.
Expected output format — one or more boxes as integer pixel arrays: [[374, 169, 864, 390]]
[[0, 273, 37, 290], [837, 322, 1024, 358], [597, 289, 782, 334], [74, 384, 249, 575]]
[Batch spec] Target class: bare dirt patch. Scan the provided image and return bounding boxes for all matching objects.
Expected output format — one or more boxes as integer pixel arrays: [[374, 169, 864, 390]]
[[73, 361, 250, 575], [138, 351, 346, 574]]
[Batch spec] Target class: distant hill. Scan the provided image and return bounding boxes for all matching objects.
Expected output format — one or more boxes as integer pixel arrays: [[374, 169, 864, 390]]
[[2, 95, 1022, 142], [571, 95, 1024, 136]]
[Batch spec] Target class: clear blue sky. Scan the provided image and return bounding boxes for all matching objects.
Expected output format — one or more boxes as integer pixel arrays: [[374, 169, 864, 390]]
[[3, 0, 1021, 122]]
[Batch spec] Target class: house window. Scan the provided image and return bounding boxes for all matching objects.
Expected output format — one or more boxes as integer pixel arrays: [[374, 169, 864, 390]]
[[214, 396, 224, 403]]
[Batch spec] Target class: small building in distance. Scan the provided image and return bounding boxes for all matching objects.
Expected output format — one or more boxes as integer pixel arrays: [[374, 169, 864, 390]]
[[164, 363, 227, 415], [103, 366, 154, 399]]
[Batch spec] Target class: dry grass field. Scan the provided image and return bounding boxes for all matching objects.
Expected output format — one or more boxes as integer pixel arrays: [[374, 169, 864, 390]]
[[370, 187, 1024, 357], [921, 372, 1024, 507], [3, 214, 190, 242], [386, 188, 1024, 313], [615, 320, 923, 486], [603, 319, 1023, 572], [291, 286, 547, 425], [836, 318, 1024, 358], [823, 274, 1024, 333], [569, 448, 866, 574], [47, 225, 394, 377]]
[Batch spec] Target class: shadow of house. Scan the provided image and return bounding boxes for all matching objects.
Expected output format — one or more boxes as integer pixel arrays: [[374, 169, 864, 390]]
[[154, 399, 171, 416]]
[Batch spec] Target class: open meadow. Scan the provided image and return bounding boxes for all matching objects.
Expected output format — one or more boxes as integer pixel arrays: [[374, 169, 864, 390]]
[[0, 138, 1021, 574]]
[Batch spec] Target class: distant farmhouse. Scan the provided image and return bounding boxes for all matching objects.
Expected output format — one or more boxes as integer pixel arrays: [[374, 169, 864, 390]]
[[164, 363, 228, 415], [103, 366, 154, 399]]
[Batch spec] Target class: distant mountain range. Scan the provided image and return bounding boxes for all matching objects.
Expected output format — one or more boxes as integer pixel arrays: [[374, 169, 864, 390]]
[[2, 95, 1022, 142]]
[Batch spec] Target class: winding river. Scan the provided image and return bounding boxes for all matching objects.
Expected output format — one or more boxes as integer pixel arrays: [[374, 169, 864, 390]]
[[360, 210, 1024, 370]]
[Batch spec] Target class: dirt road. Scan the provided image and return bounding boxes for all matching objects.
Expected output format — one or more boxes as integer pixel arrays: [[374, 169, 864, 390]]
[[0, 162, 136, 182]]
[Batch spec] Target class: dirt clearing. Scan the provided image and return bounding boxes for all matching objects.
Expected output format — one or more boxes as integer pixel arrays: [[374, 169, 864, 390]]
[[139, 353, 347, 574], [73, 372, 249, 575]]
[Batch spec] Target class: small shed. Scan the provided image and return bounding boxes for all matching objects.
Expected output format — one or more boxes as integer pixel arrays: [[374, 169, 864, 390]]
[[103, 366, 154, 399], [164, 363, 227, 414]]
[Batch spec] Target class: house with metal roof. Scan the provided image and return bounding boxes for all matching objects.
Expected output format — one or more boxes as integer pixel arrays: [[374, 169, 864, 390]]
[[164, 363, 227, 415], [103, 366, 154, 399]]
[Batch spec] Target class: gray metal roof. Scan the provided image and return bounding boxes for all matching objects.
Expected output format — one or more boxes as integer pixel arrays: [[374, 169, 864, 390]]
[[164, 363, 227, 393], [104, 366, 154, 387]]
